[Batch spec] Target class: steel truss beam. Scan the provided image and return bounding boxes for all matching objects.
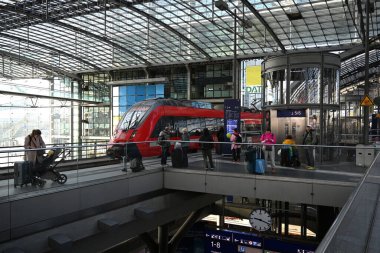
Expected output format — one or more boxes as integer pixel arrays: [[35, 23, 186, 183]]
[[0, 4, 151, 66], [115, 0, 212, 60], [240, 0, 285, 53], [0, 49, 80, 80], [0, 33, 101, 70]]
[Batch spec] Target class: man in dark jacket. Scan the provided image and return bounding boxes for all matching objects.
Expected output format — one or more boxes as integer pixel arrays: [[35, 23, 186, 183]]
[[158, 126, 171, 167], [199, 128, 214, 170], [302, 125, 317, 169]]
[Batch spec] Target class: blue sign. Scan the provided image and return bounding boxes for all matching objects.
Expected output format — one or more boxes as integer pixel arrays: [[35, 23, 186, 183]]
[[202, 229, 316, 253], [223, 99, 241, 155], [277, 109, 306, 118]]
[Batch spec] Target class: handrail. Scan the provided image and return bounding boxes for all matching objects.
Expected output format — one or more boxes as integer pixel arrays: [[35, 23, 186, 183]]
[[316, 152, 380, 252]]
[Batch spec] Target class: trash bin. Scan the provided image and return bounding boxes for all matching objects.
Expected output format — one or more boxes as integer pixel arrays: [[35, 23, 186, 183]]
[[356, 144, 375, 167], [356, 144, 364, 166], [364, 145, 375, 167]]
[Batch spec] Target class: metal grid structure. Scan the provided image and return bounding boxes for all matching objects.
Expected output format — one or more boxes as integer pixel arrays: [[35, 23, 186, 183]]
[[0, 0, 378, 80]]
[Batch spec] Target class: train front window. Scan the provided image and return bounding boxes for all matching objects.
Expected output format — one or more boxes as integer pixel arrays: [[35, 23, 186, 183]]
[[119, 105, 150, 130]]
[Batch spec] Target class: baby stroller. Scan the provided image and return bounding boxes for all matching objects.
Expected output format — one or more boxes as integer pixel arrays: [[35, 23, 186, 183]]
[[31, 148, 69, 186], [280, 146, 300, 167]]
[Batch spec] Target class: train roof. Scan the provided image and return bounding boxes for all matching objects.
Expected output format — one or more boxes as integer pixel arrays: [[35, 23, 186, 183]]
[[135, 98, 207, 108], [134, 98, 262, 113]]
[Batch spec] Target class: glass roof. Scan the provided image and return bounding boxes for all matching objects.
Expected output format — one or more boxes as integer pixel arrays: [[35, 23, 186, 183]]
[[0, 0, 378, 79]]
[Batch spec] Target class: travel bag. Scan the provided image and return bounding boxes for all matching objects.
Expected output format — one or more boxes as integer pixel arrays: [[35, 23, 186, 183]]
[[130, 157, 145, 172], [171, 148, 185, 168], [255, 149, 266, 174], [14, 161, 32, 187], [245, 146, 258, 173]]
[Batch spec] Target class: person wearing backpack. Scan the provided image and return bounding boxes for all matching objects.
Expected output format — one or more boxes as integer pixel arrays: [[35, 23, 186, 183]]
[[230, 128, 242, 162], [199, 128, 214, 170], [260, 128, 276, 173], [158, 126, 171, 168]]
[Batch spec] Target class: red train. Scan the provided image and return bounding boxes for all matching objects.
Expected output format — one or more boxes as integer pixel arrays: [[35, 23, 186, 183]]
[[107, 98, 262, 158]]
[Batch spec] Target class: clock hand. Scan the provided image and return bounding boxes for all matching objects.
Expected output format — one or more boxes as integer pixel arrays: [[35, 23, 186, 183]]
[[254, 218, 271, 225]]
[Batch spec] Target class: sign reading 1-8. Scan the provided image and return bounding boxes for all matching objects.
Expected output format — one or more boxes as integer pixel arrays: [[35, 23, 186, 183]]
[[205, 232, 234, 252], [211, 241, 221, 249]]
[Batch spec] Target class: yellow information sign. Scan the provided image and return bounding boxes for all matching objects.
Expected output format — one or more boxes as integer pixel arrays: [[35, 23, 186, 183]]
[[361, 95, 374, 106]]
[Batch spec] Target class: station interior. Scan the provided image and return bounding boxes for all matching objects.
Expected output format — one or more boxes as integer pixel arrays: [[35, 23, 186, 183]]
[[1, 0, 380, 253]]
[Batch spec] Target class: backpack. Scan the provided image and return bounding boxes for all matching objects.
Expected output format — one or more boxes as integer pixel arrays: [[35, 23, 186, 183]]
[[235, 135, 242, 143]]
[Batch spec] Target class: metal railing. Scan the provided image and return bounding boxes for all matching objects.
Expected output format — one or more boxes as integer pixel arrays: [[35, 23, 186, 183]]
[[0, 141, 109, 168]]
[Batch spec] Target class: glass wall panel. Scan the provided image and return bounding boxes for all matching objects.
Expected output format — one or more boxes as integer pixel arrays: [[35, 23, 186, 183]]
[[323, 68, 339, 105], [264, 70, 285, 106], [289, 68, 320, 104], [111, 84, 165, 131], [191, 62, 232, 99]]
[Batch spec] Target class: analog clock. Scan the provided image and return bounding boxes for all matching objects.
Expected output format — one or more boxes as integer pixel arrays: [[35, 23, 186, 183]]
[[249, 209, 272, 232]]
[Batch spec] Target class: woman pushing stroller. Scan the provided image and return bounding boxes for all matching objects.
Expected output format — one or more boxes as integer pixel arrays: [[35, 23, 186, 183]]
[[24, 129, 46, 167]]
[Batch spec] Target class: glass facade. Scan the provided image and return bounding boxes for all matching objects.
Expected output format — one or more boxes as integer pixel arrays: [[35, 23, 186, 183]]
[[262, 53, 340, 146], [112, 84, 165, 129], [191, 62, 232, 99]]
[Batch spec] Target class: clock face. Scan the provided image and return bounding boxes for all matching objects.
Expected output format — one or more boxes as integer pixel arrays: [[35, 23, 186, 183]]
[[249, 209, 272, 232]]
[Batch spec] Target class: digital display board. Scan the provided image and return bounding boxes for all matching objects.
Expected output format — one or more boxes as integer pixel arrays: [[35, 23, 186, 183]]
[[223, 99, 241, 155], [203, 229, 316, 253], [277, 109, 306, 118]]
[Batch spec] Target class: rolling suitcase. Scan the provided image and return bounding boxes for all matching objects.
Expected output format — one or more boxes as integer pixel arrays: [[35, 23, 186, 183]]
[[14, 161, 32, 187], [171, 148, 184, 168], [255, 147, 266, 174]]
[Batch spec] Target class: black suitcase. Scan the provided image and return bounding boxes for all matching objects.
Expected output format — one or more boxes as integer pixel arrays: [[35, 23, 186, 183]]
[[171, 149, 184, 168], [245, 146, 263, 173], [280, 148, 291, 166], [130, 157, 145, 172], [291, 148, 301, 167], [14, 161, 32, 187]]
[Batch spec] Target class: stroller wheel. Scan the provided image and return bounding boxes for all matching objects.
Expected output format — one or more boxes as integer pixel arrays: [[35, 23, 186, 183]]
[[37, 180, 46, 187], [57, 174, 67, 184]]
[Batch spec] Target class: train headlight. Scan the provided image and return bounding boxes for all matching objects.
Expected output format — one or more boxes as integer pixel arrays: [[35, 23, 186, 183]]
[[129, 131, 136, 140]]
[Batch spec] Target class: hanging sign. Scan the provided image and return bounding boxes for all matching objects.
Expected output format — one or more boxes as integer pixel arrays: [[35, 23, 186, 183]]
[[360, 95, 374, 106]]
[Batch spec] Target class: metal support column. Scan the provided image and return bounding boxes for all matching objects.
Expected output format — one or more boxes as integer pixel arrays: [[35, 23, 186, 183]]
[[186, 64, 191, 100], [219, 197, 225, 228], [158, 224, 169, 253], [364, 0, 370, 144], [233, 8, 237, 99], [284, 202, 289, 236], [320, 53, 325, 165], [301, 204, 307, 238]]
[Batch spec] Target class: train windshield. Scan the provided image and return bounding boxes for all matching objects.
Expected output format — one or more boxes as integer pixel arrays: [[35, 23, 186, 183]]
[[118, 104, 151, 130]]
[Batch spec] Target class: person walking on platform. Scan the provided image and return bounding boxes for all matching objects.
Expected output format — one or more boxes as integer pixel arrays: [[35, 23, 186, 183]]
[[199, 128, 214, 170], [158, 126, 171, 168], [260, 128, 276, 173], [302, 125, 317, 170], [24, 129, 46, 166], [180, 128, 189, 167], [230, 128, 242, 162]]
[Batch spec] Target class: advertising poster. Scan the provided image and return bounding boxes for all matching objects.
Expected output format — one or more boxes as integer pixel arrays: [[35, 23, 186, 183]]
[[223, 99, 241, 155]]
